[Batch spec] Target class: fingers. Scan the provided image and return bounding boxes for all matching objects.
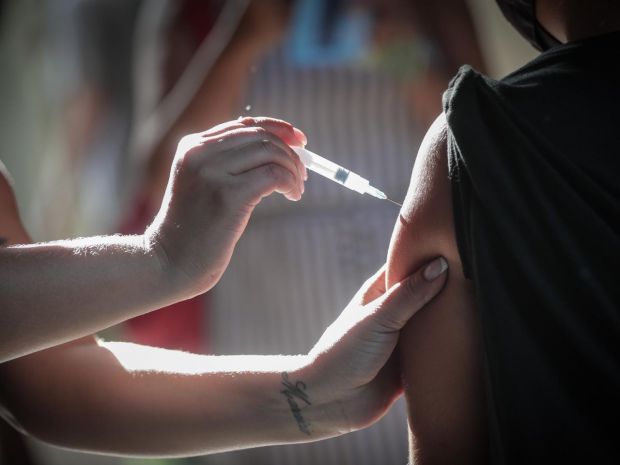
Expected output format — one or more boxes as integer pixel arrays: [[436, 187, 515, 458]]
[[178, 118, 309, 203], [235, 162, 300, 203], [189, 118, 308, 181], [370, 257, 449, 331], [238, 116, 307, 147], [198, 121, 247, 137], [235, 118, 308, 180], [186, 128, 306, 200], [210, 127, 305, 182]]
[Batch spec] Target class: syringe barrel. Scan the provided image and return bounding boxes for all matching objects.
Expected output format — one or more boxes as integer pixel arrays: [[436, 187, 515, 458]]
[[343, 171, 370, 194], [292, 147, 370, 194]]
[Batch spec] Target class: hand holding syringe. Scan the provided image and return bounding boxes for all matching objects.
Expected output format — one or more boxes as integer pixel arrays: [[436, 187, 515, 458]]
[[291, 147, 402, 206]]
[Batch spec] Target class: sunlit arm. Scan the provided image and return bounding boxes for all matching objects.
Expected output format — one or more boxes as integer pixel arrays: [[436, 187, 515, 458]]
[[0, 173, 449, 457], [0, 338, 326, 457], [0, 251, 448, 459], [0, 232, 178, 363], [0, 172, 179, 362], [0, 114, 307, 364], [0, 131, 449, 458]]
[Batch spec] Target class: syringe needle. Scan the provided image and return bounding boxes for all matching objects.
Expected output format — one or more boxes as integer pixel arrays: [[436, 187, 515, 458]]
[[385, 197, 402, 207], [365, 185, 402, 207]]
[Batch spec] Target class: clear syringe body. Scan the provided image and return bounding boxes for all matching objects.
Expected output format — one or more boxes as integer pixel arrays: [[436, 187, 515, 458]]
[[291, 147, 387, 200]]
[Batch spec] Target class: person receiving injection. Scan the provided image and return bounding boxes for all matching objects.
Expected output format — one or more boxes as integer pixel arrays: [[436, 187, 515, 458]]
[[0, 117, 448, 457]]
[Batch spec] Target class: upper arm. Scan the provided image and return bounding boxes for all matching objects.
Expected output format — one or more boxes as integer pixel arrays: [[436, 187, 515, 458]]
[[386, 115, 487, 464]]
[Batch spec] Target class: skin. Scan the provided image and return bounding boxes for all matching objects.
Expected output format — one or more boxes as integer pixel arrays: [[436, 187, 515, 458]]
[[6, 2, 615, 459], [0, 117, 308, 363], [0, 1, 464, 453], [0, 104, 449, 456], [0, 161, 448, 456], [386, 115, 486, 464]]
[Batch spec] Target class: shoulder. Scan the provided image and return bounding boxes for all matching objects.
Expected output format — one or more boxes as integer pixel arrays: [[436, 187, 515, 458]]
[[386, 113, 457, 286]]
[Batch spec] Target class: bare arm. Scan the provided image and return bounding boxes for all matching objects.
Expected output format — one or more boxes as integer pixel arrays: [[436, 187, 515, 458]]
[[0, 118, 306, 363], [0, 337, 316, 457], [0, 166, 303, 457], [0, 169, 447, 457], [386, 115, 487, 464], [0, 260, 446, 458], [0, 169, 169, 361], [0, 229, 168, 362]]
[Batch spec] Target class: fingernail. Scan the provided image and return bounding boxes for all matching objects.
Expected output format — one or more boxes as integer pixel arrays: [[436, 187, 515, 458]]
[[293, 127, 307, 146], [423, 257, 448, 281]]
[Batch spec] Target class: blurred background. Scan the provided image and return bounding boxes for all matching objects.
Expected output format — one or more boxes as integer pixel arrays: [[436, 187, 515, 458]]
[[0, 0, 535, 464]]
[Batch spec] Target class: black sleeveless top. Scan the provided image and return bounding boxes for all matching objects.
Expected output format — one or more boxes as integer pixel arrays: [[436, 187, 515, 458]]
[[444, 32, 620, 464]]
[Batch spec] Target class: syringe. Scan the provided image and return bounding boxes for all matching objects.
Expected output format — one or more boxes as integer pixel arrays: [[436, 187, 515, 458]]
[[292, 147, 402, 206]]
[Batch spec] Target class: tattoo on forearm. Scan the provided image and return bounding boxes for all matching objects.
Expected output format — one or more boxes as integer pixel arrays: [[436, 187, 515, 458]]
[[0, 237, 6, 246], [281, 372, 312, 435]]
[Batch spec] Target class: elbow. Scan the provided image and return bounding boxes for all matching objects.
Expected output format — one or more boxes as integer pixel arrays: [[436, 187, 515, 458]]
[[4, 393, 117, 453], [0, 368, 95, 450]]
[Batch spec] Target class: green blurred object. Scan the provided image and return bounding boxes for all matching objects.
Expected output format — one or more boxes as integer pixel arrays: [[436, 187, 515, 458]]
[[368, 37, 438, 79]]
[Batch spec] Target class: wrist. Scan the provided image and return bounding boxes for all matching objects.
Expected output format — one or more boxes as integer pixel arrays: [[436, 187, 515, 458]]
[[224, 357, 343, 447], [275, 357, 349, 441], [141, 229, 187, 303]]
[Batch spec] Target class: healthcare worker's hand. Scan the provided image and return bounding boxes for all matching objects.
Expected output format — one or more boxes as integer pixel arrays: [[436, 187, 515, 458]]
[[146, 117, 307, 298], [298, 257, 449, 436]]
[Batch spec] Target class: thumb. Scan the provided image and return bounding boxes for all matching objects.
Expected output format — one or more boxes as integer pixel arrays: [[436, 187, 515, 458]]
[[370, 257, 449, 331]]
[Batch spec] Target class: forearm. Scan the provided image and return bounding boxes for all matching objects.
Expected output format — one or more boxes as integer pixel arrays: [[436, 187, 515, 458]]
[[0, 115, 307, 363], [0, 255, 449, 457], [0, 235, 175, 362], [1, 341, 333, 457]]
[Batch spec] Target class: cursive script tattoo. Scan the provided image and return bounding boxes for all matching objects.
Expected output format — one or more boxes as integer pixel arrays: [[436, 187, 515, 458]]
[[281, 372, 312, 435]]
